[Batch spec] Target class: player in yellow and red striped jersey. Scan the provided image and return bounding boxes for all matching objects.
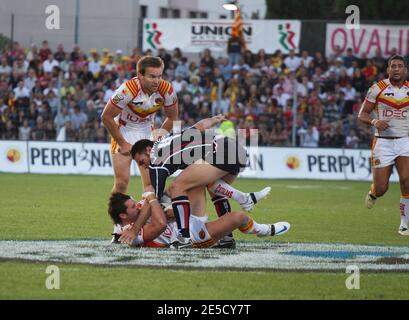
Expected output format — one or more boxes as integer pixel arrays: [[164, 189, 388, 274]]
[[358, 55, 409, 236], [101, 56, 178, 241]]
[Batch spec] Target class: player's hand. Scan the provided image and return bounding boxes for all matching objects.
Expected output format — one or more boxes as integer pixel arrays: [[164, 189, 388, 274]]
[[142, 191, 155, 200], [118, 142, 132, 156], [143, 185, 155, 193], [119, 223, 137, 245], [374, 120, 390, 131], [213, 114, 226, 124], [152, 128, 169, 142]]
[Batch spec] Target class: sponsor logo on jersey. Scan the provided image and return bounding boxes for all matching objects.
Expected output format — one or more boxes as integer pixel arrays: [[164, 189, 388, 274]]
[[155, 97, 165, 107], [198, 229, 206, 240], [112, 94, 124, 105], [382, 109, 408, 119]]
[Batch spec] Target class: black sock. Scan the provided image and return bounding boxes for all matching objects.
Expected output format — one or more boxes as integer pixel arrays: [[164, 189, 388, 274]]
[[171, 196, 190, 238], [212, 196, 233, 238]]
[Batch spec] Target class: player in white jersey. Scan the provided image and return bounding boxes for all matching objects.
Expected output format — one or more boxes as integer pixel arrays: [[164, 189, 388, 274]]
[[101, 56, 178, 240], [358, 55, 409, 236], [108, 192, 290, 249]]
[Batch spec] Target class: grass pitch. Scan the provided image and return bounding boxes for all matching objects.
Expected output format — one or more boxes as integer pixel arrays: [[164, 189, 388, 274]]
[[0, 173, 408, 299]]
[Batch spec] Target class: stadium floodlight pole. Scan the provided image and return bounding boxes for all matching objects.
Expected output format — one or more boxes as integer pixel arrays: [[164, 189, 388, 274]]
[[10, 13, 14, 50], [56, 70, 63, 138], [74, 0, 80, 45], [291, 76, 297, 147]]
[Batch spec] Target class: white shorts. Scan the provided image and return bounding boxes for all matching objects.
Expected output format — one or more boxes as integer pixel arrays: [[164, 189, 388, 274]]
[[372, 137, 409, 169], [189, 215, 215, 248], [136, 216, 215, 248], [111, 125, 152, 154]]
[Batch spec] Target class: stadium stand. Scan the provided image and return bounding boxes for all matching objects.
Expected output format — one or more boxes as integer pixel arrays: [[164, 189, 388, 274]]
[[0, 40, 404, 148]]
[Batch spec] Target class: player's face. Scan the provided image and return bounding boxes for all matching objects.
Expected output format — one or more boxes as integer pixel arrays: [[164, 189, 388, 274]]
[[139, 67, 163, 93], [124, 199, 140, 222], [388, 59, 407, 82], [134, 151, 150, 169]]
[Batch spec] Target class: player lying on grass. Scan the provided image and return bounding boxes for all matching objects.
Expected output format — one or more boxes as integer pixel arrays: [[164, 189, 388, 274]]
[[108, 189, 290, 249], [131, 114, 271, 247]]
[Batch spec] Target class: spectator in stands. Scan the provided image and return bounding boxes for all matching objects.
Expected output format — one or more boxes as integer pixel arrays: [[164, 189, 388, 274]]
[[345, 129, 359, 149], [0, 40, 377, 149], [201, 48, 216, 72], [13, 81, 30, 99], [18, 119, 31, 140], [175, 57, 189, 81], [54, 44, 66, 62], [227, 34, 243, 66], [64, 121, 77, 142], [298, 124, 319, 147], [42, 53, 59, 73], [88, 49, 101, 78], [284, 49, 301, 72], [70, 105, 88, 130], [343, 48, 357, 68], [54, 106, 71, 129], [31, 116, 46, 140]]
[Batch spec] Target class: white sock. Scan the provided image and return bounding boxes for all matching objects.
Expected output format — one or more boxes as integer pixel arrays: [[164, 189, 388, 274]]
[[239, 218, 270, 236], [208, 180, 248, 204], [192, 214, 208, 223], [400, 197, 409, 229]]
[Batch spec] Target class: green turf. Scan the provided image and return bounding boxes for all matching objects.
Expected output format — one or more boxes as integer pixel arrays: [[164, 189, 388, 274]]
[[0, 173, 408, 300], [1, 261, 409, 300]]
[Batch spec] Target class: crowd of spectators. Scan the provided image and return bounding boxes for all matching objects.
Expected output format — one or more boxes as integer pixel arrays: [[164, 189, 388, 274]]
[[0, 39, 405, 148]]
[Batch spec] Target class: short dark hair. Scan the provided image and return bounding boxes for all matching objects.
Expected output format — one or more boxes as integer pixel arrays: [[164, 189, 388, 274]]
[[388, 55, 407, 67], [108, 192, 131, 224], [137, 56, 164, 75], [131, 139, 154, 159]]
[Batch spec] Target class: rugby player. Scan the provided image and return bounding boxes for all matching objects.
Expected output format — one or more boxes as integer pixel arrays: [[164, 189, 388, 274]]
[[101, 56, 178, 240], [358, 55, 409, 236], [108, 191, 290, 249], [131, 115, 271, 246]]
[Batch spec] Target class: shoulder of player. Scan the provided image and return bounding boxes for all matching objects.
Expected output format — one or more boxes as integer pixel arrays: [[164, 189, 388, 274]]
[[123, 77, 141, 97], [404, 80, 409, 88], [374, 79, 390, 91], [157, 79, 174, 96]]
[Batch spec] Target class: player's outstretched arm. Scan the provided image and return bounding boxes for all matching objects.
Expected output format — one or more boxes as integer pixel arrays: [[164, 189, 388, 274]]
[[139, 193, 167, 243], [193, 114, 226, 132], [101, 101, 132, 155], [130, 199, 152, 239], [358, 100, 390, 131], [160, 103, 179, 137]]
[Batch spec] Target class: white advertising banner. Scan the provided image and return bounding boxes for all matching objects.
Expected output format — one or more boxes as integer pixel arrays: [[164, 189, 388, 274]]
[[240, 146, 399, 182], [0, 141, 400, 182], [0, 141, 28, 173], [143, 19, 301, 54], [326, 23, 409, 58], [0, 141, 139, 176]]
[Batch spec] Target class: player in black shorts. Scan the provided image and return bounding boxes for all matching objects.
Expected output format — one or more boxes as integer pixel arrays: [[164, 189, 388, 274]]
[[131, 115, 269, 247]]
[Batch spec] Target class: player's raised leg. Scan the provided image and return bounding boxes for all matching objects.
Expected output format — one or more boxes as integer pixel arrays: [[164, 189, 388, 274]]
[[205, 211, 290, 243], [169, 160, 228, 242], [366, 165, 393, 209], [396, 156, 409, 236], [208, 176, 271, 212]]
